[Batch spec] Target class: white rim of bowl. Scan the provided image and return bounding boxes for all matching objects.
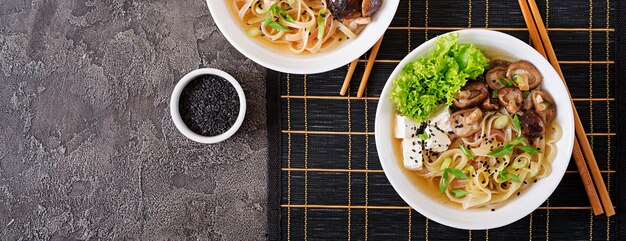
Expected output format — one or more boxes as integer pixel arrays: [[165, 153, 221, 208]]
[[206, 0, 399, 74], [170, 68, 247, 144], [375, 29, 575, 230]]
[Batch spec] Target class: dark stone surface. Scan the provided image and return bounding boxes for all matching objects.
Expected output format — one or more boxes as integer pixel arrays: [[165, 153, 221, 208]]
[[0, 0, 268, 240]]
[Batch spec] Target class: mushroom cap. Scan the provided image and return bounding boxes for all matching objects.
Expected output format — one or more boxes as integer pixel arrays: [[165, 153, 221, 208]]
[[362, 0, 381, 17], [497, 87, 524, 114], [506, 60, 543, 90], [531, 90, 557, 124], [485, 66, 508, 90], [489, 59, 512, 69], [328, 0, 362, 19], [520, 110, 546, 138], [453, 81, 489, 109], [450, 108, 484, 138]]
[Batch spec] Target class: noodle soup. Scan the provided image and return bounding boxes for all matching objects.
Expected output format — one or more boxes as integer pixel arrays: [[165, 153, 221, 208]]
[[231, 0, 381, 54], [390, 34, 560, 210]]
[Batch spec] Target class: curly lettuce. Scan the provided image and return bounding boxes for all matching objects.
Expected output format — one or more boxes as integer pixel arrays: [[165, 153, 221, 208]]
[[391, 33, 490, 122]]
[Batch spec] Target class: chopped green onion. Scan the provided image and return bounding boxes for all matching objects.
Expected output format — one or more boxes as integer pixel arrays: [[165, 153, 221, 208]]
[[513, 114, 521, 133], [439, 168, 449, 193], [447, 168, 469, 179], [491, 90, 498, 98], [499, 167, 521, 183], [463, 165, 475, 174], [488, 147, 513, 157], [498, 77, 513, 87], [451, 189, 469, 198], [509, 173, 521, 183], [458, 144, 474, 160], [268, 21, 291, 32], [523, 91, 530, 99], [440, 157, 452, 170], [488, 136, 527, 157], [516, 145, 541, 154], [317, 9, 326, 39], [270, 4, 294, 23], [512, 74, 521, 83], [264, 7, 292, 32], [493, 115, 509, 129], [439, 168, 468, 193], [418, 132, 429, 140], [510, 135, 525, 145]]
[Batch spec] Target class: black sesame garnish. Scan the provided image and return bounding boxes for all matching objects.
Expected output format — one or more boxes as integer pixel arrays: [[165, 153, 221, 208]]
[[491, 208, 495, 212], [179, 75, 240, 137]]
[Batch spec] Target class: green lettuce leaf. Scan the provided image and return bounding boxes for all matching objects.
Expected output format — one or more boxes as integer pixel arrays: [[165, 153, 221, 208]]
[[391, 33, 490, 122]]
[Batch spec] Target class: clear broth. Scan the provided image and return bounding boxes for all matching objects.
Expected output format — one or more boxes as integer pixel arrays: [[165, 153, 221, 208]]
[[391, 113, 461, 208]]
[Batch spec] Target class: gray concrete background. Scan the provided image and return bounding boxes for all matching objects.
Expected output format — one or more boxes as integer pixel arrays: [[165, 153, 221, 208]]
[[0, 0, 268, 240]]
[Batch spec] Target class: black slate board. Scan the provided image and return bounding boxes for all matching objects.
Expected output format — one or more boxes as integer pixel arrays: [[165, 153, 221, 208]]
[[267, 0, 622, 240]]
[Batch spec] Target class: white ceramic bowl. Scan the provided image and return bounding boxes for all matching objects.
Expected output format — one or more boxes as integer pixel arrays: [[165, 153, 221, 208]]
[[374, 30, 575, 230], [170, 68, 247, 144], [206, 0, 399, 74]]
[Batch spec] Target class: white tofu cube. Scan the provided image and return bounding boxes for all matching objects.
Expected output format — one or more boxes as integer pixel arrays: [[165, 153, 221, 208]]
[[402, 138, 423, 170], [428, 105, 453, 133], [424, 126, 451, 152], [395, 115, 421, 139]]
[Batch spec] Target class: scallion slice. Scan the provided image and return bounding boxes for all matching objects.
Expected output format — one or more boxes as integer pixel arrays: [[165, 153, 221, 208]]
[[317, 9, 326, 39]]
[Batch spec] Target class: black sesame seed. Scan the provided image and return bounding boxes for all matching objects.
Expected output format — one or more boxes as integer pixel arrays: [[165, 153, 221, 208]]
[[491, 208, 495, 211], [179, 75, 240, 137]]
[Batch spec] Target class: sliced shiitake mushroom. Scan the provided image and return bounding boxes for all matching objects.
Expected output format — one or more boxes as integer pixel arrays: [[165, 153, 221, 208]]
[[362, 0, 381, 17], [522, 91, 533, 111], [328, 0, 362, 19], [489, 59, 512, 69], [450, 108, 484, 138], [485, 66, 508, 90], [497, 87, 524, 114], [520, 110, 545, 138], [531, 90, 556, 124], [507, 60, 542, 91], [453, 81, 489, 109], [481, 97, 500, 111]]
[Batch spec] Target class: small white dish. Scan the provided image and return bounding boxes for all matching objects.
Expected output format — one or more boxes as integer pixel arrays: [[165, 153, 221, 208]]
[[170, 68, 247, 144], [206, 0, 399, 74], [374, 30, 575, 230]]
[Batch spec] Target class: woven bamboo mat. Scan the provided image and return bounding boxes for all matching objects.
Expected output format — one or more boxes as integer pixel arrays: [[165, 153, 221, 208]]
[[266, 0, 624, 240]]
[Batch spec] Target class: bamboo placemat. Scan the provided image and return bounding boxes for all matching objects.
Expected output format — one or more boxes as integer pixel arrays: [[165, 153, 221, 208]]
[[266, 0, 622, 240]]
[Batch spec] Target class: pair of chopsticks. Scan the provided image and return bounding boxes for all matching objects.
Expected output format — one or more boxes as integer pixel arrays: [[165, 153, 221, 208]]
[[518, 0, 614, 216], [340, 36, 384, 97]]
